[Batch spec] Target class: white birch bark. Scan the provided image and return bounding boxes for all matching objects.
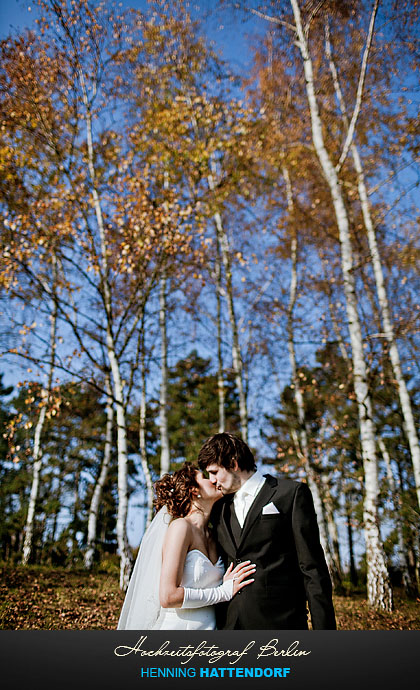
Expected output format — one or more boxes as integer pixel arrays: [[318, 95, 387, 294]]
[[72, 467, 81, 556], [335, 0, 379, 173], [84, 374, 114, 570], [321, 472, 343, 582], [80, 72, 132, 589], [159, 273, 170, 476], [106, 336, 132, 589], [215, 232, 226, 433], [290, 0, 392, 610], [139, 331, 154, 529], [22, 400, 48, 565], [22, 259, 58, 565], [159, 171, 171, 477], [325, 27, 420, 510], [208, 164, 248, 441]]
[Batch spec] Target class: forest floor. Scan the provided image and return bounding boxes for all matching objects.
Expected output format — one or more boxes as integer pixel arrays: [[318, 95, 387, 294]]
[[1, 564, 419, 630]]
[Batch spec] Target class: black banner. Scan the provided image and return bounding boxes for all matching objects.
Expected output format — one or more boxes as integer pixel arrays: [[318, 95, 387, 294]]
[[1, 631, 419, 689]]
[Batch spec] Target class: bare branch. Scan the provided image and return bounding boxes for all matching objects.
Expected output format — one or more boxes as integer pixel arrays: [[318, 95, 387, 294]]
[[304, 0, 328, 38], [249, 7, 297, 33], [4, 348, 110, 399], [367, 159, 420, 196], [335, 0, 380, 173]]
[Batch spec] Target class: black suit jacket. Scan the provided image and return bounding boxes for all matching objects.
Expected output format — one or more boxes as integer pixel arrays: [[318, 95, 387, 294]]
[[212, 474, 336, 630]]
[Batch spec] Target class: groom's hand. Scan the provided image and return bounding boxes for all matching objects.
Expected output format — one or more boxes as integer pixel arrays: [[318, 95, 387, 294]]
[[223, 560, 256, 596]]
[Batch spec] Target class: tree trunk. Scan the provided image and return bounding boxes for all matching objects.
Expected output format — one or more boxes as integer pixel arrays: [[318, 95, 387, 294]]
[[106, 339, 133, 589], [72, 467, 81, 557], [80, 74, 132, 589], [208, 164, 248, 441], [84, 373, 114, 569], [159, 273, 170, 476], [325, 22, 420, 511], [344, 485, 358, 586], [51, 469, 63, 543], [139, 328, 154, 529], [215, 230, 226, 433], [22, 402, 48, 565], [321, 472, 343, 585], [290, 0, 392, 611], [22, 258, 58, 565]]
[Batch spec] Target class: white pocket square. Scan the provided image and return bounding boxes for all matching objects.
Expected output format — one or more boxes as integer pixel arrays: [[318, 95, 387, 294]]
[[262, 502, 279, 515]]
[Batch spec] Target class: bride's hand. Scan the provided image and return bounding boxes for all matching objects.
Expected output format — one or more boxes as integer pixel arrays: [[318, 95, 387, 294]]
[[223, 560, 256, 595]]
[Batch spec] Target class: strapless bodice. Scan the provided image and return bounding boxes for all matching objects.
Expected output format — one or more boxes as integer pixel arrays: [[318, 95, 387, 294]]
[[181, 549, 224, 587], [152, 549, 224, 630]]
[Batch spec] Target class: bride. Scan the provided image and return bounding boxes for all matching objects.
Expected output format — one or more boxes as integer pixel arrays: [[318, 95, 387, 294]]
[[117, 462, 256, 630]]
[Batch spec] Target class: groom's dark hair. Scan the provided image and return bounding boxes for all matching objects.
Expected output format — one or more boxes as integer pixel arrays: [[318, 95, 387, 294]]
[[198, 432, 256, 472]]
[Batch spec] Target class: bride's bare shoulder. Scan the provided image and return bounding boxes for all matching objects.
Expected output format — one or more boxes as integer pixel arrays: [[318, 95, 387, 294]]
[[167, 516, 192, 539]]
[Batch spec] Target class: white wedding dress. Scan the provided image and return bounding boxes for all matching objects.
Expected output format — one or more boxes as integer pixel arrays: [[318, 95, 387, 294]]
[[152, 549, 225, 630], [117, 507, 226, 631]]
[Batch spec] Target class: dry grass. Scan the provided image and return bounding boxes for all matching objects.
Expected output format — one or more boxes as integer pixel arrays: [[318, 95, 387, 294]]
[[1, 564, 419, 630]]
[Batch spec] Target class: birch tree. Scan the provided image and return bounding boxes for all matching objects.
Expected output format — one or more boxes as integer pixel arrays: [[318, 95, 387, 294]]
[[324, 19, 420, 511], [288, 0, 393, 611], [18, 238, 59, 563], [44, 0, 133, 588], [2, 0, 191, 587], [22, 264, 58, 565], [158, 274, 170, 476], [159, 172, 171, 476], [125, 1, 255, 441], [215, 231, 226, 433], [84, 373, 114, 569], [243, 0, 393, 609], [139, 324, 154, 529], [282, 164, 336, 579], [208, 162, 249, 441]]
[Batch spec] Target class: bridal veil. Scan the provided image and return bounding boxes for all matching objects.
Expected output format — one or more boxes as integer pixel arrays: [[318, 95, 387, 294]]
[[117, 505, 172, 629]]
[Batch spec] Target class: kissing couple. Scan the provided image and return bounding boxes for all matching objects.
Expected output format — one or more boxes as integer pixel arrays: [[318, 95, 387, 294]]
[[118, 432, 336, 630]]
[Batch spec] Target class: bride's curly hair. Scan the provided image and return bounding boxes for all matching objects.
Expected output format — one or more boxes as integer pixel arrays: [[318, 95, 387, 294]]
[[154, 462, 200, 518]]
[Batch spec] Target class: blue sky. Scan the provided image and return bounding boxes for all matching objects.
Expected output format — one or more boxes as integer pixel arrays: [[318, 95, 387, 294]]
[[0, 0, 273, 547], [0, 0, 266, 68], [1, 1, 414, 562], [0, 0, 271, 408], [0, 0, 33, 34]]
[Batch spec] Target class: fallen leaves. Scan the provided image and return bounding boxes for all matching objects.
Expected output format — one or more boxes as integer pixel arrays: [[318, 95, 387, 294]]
[[0, 565, 125, 630], [1, 565, 419, 630]]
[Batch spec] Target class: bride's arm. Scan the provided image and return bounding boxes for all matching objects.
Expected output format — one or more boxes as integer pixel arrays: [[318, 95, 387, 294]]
[[159, 519, 256, 609], [159, 518, 191, 608]]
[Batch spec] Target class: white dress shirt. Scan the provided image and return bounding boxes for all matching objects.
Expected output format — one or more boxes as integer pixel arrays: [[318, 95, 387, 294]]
[[233, 470, 266, 527]]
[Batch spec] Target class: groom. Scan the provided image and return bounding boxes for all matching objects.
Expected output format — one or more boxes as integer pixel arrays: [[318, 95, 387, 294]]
[[198, 432, 336, 630]]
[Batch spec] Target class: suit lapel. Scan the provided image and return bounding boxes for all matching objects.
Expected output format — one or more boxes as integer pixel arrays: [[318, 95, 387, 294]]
[[218, 494, 237, 554], [237, 476, 277, 550]]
